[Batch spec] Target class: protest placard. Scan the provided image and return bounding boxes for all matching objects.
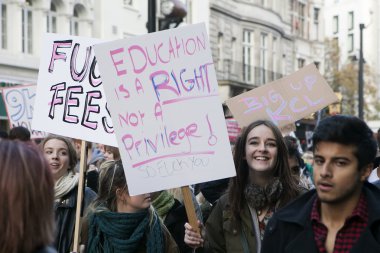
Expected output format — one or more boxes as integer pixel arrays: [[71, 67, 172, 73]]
[[226, 64, 339, 128], [2, 85, 46, 139], [94, 23, 236, 195], [32, 33, 117, 146]]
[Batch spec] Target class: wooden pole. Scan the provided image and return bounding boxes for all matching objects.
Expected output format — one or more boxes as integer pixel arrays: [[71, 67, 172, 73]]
[[181, 186, 200, 235], [73, 140, 88, 252]]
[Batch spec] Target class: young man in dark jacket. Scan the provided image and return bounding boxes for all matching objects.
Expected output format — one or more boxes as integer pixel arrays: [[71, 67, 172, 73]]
[[262, 115, 380, 253]]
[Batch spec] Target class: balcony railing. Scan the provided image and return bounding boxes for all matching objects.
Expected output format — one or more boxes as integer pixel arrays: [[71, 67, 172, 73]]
[[216, 59, 283, 86]]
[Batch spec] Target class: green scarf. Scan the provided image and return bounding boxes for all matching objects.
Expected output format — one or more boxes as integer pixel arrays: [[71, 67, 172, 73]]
[[151, 190, 175, 218], [87, 208, 164, 253]]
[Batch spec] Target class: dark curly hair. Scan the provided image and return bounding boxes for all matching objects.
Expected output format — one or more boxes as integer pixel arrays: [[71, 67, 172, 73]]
[[312, 115, 377, 170]]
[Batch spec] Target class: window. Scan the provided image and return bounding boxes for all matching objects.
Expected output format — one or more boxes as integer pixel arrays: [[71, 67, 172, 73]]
[[47, 2, 57, 33], [333, 16, 339, 34], [231, 36, 236, 63], [243, 29, 254, 83], [348, 11, 354, 30], [291, 1, 306, 38], [290, 0, 295, 32], [217, 32, 223, 71], [22, 0, 33, 53], [297, 2, 305, 37], [314, 8, 320, 24], [70, 5, 80, 36], [298, 58, 305, 69], [272, 37, 277, 73], [347, 34, 354, 52], [260, 33, 267, 84], [124, 0, 133, 6], [313, 7, 320, 40], [0, 3, 6, 49]]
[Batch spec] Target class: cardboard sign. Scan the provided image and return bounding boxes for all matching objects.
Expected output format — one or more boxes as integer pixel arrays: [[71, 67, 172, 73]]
[[32, 33, 117, 146], [226, 64, 338, 128], [94, 23, 236, 195], [2, 85, 46, 138]]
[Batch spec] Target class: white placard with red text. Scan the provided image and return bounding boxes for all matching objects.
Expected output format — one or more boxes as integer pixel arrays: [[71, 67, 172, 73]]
[[94, 23, 236, 195]]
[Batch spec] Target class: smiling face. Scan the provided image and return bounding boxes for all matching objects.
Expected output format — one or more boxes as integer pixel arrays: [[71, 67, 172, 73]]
[[313, 141, 371, 205], [43, 139, 70, 181], [245, 124, 278, 175]]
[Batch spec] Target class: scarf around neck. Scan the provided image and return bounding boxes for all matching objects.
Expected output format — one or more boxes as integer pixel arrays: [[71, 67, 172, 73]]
[[244, 177, 283, 211], [54, 170, 79, 201], [87, 208, 164, 253], [151, 190, 175, 218]]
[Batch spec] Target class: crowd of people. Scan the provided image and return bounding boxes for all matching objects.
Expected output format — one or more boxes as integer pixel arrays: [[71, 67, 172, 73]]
[[1, 114, 380, 253]]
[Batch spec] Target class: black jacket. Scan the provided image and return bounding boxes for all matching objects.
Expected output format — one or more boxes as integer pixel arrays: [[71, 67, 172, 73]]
[[34, 246, 57, 253], [164, 199, 194, 253], [262, 182, 380, 253], [54, 186, 96, 253], [372, 180, 380, 189]]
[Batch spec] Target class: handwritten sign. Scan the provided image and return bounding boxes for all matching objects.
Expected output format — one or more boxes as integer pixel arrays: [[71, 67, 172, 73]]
[[2, 85, 46, 138], [226, 64, 338, 128], [94, 23, 236, 195], [32, 33, 117, 146]]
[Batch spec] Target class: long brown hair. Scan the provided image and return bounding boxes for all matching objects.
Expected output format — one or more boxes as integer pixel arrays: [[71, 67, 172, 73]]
[[104, 145, 121, 161], [228, 120, 300, 220], [92, 160, 127, 212], [0, 140, 55, 253]]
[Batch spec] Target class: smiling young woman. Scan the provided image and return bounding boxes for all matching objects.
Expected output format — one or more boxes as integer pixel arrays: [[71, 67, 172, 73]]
[[40, 135, 97, 253], [184, 120, 303, 253]]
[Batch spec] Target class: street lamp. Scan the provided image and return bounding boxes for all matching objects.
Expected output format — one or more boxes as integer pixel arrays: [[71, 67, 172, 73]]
[[159, 0, 187, 30], [358, 23, 364, 120], [147, 0, 156, 33], [147, 0, 187, 33]]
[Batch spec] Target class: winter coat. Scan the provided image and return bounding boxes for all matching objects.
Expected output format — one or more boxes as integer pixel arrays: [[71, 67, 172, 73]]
[[54, 186, 97, 253], [163, 199, 194, 253], [261, 182, 380, 253], [203, 194, 259, 253], [34, 246, 57, 253], [372, 179, 380, 189]]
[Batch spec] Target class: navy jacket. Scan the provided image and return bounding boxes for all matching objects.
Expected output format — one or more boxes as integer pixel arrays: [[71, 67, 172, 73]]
[[262, 182, 380, 253], [54, 186, 96, 253]]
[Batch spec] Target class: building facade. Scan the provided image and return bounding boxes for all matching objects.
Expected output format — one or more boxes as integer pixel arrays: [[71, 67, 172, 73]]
[[205, 0, 325, 102], [324, 0, 380, 101]]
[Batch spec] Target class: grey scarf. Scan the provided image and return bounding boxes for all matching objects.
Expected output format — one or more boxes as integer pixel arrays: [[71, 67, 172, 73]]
[[244, 178, 283, 210]]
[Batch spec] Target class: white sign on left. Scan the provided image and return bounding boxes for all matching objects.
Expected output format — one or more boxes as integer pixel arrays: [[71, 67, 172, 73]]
[[32, 33, 117, 146], [2, 85, 46, 139]]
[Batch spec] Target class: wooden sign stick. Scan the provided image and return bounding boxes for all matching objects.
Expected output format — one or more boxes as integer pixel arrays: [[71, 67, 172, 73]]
[[181, 186, 200, 235], [73, 140, 88, 252]]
